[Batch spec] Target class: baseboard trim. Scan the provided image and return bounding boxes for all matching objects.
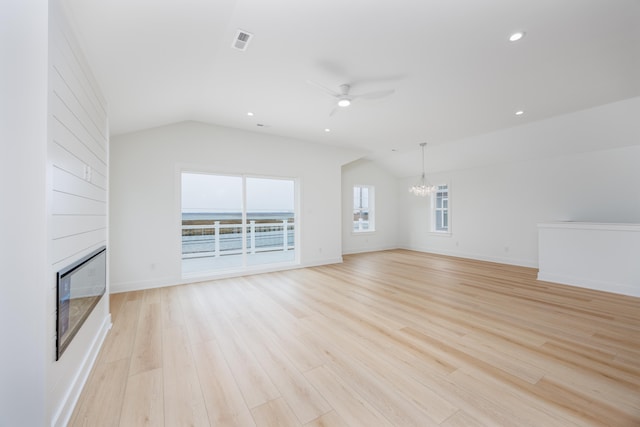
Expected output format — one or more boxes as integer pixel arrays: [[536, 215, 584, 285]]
[[400, 245, 538, 269], [52, 313, 112, 427], [342, 245, 399, 255], [110, 257, 344, 294], [537, 272, 640, 298], [110, 275, 177, 294], [301, 256, 343, 268]]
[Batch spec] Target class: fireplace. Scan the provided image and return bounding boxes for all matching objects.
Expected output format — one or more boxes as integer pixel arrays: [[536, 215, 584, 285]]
[[56, 246, 106, 360]]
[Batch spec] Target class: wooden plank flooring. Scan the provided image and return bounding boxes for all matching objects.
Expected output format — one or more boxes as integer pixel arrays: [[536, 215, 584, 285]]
[[69, 250, 640, 426]]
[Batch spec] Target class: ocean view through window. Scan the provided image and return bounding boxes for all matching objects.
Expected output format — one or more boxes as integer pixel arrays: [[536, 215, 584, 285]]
[[182, 173, 296, 275]]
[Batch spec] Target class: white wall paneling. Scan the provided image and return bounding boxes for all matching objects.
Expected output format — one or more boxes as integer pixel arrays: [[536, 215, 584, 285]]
[[51, 118, 107, 175], [51, 191, 106, 216], [50, 93, 106, 158], [51, 229, 108, 266], [538, 222, 640, 297], [51, 215, 107, 240], [52, 166, 107, 201], [47, 2, 110, 426]]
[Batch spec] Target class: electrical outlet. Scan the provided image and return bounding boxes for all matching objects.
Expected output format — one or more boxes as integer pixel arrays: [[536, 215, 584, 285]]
[[83, 165, 92, 182]]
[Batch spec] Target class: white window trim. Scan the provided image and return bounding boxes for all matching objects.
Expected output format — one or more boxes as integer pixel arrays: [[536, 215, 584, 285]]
[[352, 184, 375, 233], [178, 167, 300, 279], [430, 183, 451, 236]]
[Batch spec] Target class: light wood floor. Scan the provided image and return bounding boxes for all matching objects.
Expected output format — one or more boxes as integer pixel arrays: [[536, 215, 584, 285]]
[[69, 250, 640, 426]]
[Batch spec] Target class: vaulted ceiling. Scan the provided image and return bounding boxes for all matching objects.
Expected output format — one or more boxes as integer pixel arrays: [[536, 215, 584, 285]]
[[62, 0, 640, 174]]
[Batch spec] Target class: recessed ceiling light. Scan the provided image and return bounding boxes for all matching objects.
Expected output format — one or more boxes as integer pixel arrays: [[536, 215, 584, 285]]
[[324, 128, 331, 132], [509, 31, 525, 42], [515, 110, 524, 116], [247, 112, 254, 116]]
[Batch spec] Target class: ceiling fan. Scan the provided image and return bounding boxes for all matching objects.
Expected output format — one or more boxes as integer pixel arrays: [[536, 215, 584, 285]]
[[308, 81, 395, 116]]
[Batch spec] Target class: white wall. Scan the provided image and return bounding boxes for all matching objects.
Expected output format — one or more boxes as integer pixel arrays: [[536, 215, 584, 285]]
[[48, 3, 111, 425], [399, 99, 640, 268], [342, 159, 399, 254], [0, 1, 48, 426], [538, 222, 640, 297], [0, 8, 109, 421], [110, 121, 362, 292]]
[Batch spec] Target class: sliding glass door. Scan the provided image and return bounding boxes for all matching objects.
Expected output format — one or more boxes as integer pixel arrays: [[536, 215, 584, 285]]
[[245, 177, 295, 266], [181, 172, 296, 275]]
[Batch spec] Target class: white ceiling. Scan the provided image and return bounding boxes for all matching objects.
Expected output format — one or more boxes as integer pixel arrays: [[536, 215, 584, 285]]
[[62, 0, 640, 174]]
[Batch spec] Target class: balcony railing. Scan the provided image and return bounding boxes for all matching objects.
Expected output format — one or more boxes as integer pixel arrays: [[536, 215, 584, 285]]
[[353, 218, 371, 232], [182, 220, 294, 259]]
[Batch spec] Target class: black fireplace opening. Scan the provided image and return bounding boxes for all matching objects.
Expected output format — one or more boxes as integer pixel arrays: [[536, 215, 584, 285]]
[[56, 246, 106, 360]]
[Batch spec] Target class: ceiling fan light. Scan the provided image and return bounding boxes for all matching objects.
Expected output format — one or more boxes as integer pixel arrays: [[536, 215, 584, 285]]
[[338, 99, 351, 107]]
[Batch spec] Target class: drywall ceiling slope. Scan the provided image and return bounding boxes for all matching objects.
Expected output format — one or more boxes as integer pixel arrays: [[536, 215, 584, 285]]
[[62, 0, 640, 164], [381, 97, 640, 178]]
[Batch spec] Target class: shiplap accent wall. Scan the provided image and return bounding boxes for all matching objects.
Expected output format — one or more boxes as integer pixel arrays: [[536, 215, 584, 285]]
[[48, 4, 110, 426]]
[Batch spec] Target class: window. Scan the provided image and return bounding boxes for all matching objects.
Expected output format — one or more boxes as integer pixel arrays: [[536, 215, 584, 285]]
[[181, 172, 296, 275], [432, 184, 449, 233], [353, 185, 375, 232]]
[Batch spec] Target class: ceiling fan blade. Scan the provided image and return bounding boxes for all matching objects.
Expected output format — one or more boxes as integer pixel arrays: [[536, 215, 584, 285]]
[[307, 80, 340, 97], [352, 89, 395, 100], [329, 106, 339, 117]]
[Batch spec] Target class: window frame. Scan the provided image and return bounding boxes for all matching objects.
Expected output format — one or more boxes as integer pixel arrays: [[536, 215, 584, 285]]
[[430, 183, 450, 234], [179, 170, 299, 277], [352, 184, 375, 233]]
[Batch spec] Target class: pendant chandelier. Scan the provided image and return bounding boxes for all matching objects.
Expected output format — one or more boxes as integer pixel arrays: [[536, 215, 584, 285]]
[[409, 142, 435, 197]]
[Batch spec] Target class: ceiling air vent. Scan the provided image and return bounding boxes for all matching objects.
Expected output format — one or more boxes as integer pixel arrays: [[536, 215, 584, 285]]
[[232, 29, 253, 51]]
